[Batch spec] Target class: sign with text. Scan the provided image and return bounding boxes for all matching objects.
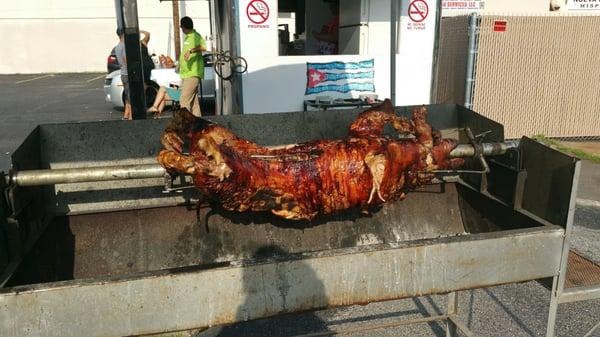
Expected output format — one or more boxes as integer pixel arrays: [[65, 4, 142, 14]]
[[239, 0, 277, 56], [407, 0, 429, 30], [442, 0, 485, 10], [397, 0, 438, 105], [245, 0, 272, 28], [568, 0, 600, 10]]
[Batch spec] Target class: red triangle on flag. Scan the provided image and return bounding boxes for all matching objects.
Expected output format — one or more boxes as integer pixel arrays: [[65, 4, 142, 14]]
[[307, 68, 326, 88]]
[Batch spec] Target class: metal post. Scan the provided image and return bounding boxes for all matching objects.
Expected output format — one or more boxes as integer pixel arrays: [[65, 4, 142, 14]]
[[208, 0, 217, 114], [208, 0, 215, 37], [390, 0, 398, 105], [172, 0, 181, 60], [446, 292, 458, 337], [116, 0, 147, 119], [429, 0, 443, 103], [546, 275, 561, 337], [231, 0, 244, 114], [464, 13, 479, 109]]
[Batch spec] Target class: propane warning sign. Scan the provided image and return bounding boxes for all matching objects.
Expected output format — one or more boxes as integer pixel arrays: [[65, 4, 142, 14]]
[[246, 0, 270, 27]]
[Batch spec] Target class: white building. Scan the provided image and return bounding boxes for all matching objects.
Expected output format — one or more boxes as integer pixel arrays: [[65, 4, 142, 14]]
[[0, 0, 211, 74]]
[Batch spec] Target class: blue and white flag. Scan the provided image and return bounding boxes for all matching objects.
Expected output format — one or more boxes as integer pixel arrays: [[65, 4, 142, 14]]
[[306, 59, 375, 95]]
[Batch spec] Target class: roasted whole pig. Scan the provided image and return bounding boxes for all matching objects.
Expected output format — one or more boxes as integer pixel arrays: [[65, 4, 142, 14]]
[[157, 99, 463, 220]]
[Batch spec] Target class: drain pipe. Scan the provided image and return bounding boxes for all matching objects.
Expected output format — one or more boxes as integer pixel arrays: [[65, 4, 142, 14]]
[[464, 13, 479, 109]]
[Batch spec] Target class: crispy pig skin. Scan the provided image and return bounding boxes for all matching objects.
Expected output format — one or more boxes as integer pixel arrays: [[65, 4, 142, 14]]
[[158, 99, 463, 220]]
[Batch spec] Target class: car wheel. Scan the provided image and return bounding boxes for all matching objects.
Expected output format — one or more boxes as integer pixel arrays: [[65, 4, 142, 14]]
[[117, 80, 159, 110]]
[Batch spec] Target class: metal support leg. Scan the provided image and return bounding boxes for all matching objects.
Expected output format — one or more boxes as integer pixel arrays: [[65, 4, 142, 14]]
[[546, 275, 561, 337], [446, 292, 458, 337], [546, 160, 581, 337]]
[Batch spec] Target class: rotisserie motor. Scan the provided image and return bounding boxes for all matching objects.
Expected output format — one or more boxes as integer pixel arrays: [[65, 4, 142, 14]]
[[157, 99, 463, 220]]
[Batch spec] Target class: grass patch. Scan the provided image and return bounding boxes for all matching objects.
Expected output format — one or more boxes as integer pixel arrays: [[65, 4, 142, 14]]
[[532, 134, 600, 163]]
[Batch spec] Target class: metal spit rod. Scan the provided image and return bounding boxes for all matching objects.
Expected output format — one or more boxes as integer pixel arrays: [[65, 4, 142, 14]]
[[9, 164, 165, 187], [7, 141, 519, 187], [448, 140, 518, 158]]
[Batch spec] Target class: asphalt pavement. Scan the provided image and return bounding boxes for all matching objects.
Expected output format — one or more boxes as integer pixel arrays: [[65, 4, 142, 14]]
[[0, 73, 121, 171], [579, 160, 600, 206], [0, 74, 599, 337]]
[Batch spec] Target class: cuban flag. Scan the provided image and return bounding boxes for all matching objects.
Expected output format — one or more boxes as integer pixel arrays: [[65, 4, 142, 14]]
[[305, 59, 375, 95]]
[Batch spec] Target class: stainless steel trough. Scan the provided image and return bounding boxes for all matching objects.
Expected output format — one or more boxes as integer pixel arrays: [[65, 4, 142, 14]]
[[0, 105, 580, 337]]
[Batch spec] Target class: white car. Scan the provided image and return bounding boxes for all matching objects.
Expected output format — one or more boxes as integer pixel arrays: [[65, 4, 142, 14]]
[[104, 55, 215, 108]]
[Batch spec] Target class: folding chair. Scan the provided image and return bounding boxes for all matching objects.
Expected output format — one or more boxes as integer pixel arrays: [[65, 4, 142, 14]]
[[166, 85, 181, 112]]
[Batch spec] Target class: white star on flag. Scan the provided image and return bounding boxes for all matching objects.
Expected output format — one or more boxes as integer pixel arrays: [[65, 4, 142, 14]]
[[311, 72, 322, 82]]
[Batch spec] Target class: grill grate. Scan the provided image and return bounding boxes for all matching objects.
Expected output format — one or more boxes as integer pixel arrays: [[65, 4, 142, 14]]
[[565, 250, 600, 289]]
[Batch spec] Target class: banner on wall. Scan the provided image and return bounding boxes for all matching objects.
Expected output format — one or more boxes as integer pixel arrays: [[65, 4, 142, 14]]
[[305, 60, 375, 95]]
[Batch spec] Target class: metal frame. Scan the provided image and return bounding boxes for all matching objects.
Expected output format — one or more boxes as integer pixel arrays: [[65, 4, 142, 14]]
[[545, 160, 600, 337], [289, 293, 473, 337], [0, 226, 564, 337], [458, 17, 600, 331]]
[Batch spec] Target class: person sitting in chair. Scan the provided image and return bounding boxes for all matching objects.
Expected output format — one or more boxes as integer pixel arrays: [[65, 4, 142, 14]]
[[147, 85, 181, 118]]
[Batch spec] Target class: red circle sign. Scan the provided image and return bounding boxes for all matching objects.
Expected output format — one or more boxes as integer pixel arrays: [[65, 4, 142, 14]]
[[408, 0, 429, 23], [246, 0, 270, 24]]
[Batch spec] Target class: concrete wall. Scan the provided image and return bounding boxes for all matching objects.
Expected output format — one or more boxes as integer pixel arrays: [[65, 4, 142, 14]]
[[0, 0, 211, 74]]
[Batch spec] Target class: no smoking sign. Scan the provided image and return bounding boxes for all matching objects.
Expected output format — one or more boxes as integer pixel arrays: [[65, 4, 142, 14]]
[[247, 0, 270, 26], [408, 0, 429, 23]]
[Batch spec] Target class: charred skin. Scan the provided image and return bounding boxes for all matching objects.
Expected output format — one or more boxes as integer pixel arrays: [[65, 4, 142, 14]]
[[158, 99, 463, 220]]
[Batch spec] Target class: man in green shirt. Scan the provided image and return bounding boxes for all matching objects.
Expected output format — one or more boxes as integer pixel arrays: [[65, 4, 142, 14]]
[[179, 16, 206, 116]]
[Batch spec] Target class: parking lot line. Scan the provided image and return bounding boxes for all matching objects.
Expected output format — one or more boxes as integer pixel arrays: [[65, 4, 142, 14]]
[[15, 74, 54, 84], [86, 74, 106, 83]]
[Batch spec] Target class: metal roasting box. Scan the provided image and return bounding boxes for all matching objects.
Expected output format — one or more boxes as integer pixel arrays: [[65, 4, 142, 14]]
[[0, 105, 581, 337]]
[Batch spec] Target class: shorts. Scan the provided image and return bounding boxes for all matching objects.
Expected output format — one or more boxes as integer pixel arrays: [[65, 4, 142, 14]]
[[165, 86, 181, 102]]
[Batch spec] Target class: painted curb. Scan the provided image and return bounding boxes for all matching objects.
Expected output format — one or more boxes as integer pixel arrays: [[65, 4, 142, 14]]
[[577, 198, 600, 209]]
